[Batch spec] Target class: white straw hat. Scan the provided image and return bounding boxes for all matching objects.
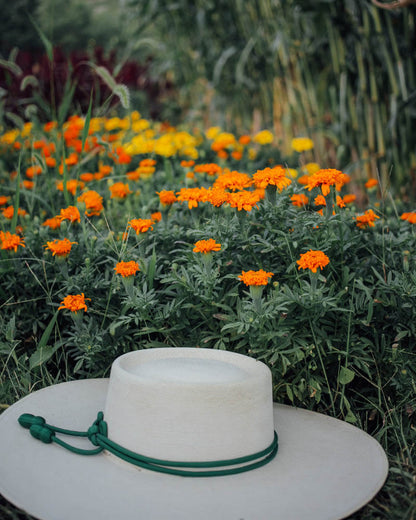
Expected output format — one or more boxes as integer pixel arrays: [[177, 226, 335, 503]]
[[0, 348, 388, 520]]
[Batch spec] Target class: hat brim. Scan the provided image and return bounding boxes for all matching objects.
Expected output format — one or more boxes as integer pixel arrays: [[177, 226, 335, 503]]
[[0, 379, 388, 520]]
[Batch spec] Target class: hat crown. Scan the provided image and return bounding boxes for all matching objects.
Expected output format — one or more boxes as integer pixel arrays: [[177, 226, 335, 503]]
[[104, 348, 275, 462]]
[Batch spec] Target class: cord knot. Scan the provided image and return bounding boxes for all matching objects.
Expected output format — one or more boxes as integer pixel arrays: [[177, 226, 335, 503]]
[[29, 424, 55, 444], [18, 413, 46, 429], [87, 412, 108, 446]]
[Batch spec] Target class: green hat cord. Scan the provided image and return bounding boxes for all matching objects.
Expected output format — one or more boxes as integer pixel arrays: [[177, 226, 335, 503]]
[[18, 412, 278, 477]]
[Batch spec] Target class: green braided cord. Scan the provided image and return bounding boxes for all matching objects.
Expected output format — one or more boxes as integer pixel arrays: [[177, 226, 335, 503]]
[[18, 412, 278, 477]]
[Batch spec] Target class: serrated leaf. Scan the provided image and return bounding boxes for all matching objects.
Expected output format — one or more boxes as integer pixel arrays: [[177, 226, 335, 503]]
[[338, 366, 355, 385]]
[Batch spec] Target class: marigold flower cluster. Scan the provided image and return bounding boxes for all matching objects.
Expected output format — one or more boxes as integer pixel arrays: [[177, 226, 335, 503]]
[[297, 250, 330, 273]]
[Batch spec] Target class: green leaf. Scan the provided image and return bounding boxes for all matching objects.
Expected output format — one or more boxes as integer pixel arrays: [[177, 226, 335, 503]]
[[338, 366, 355, 385], [29, 344, 59, 369], [27, 13, 53, 62]]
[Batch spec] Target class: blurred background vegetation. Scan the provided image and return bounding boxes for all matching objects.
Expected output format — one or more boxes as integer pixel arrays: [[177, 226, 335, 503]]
[[1, 0, 416, 194]]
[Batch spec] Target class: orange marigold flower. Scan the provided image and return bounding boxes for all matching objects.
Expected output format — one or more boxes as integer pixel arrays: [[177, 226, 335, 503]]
[[45, 157, 57, 168], [180, 160, 195, 168], [157, 190, 177, 206], [45, 238, 76, 258], [109, 182, 132, 199], [58, 293, 90, 313], [44, 121, 57, 132], [401, 211, 416, 224], [0, 231, 25, 252], [231, 150, 243, 161], [176, 187, 209, 209], [227, 189, 264, 212], [314, 194, 327, 206], [80, 173, 95, 182], [0, 196, 10, 206], [193, 163, 222, 176], [306, 168, 349, 196], [77, 190, 103, 217], [65, 152, 79, 166], [365, 178, 378, 189], [56, 179, 85, 195], [207, 187, 230, 208], [193, 239, 221, 254], [128, 218, 154, 235], [297, 174, 311, 186], [342, 194, 356, 204], [291, 193, 309, 207], [25, 165, 42, 178], [356, 209, 380, 229], [238, 269, 274, 286], [2, 206, 27, 219], [114, 261, 140, 278], [42, 216, 62, 229], [214, 171, 252, 192], [297, 250, 330, 273], [336, 195, 345, 208], [239, 135, 251, 145], [58, 205, 81, 223], [151, 211, 162, 222], [22, 180, 34, 190], [253, 166, 292, 191]]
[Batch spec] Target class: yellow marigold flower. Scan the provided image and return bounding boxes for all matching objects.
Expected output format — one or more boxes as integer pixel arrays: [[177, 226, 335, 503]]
[[42, 216, 62, 229], [128, 218, 154, 235], [238, 269, 274, 286], [206, 127, 221, 140], [356, 209, 379, 229], [365, 178, 378, 189], [297, 250, 330, 273], [211, 132, 236, 152], [193, 239, 221, 254], [401, 212, 416, 224], [58, 293, 90, 313], [176, 187, 210, 209], [59, 205, 81, 223], [214, 171, 252, 192], [290, 193, 309, 207], [0, 231, 25, 252], [306, 168, 349, 196], [253, 130, 274, 145], [303, 162, 320, 175], [252, 166, 292, 191], [157, 190, 177, 206], [45, 238, 76, 258], [77, 190, 103, 217], [114, 261, 140, 278], [291, 137, 314, 153], [109, 182, 132, 199]]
